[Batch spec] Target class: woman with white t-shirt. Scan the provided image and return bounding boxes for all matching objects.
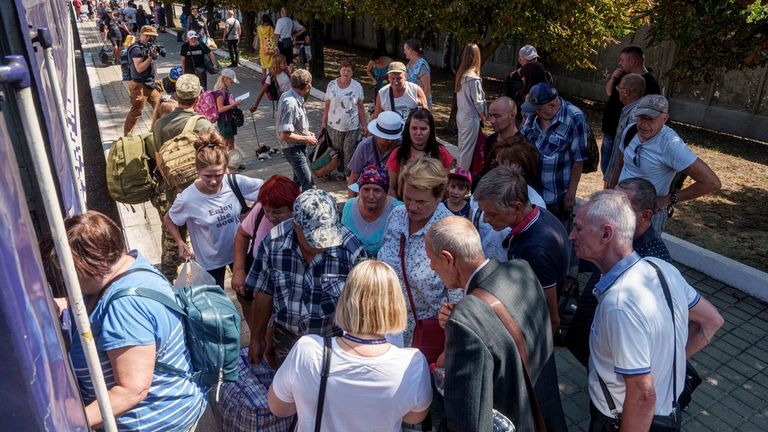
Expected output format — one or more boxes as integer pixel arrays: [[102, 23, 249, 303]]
[[269, 260, 432, 431], [321, 60, 368, 179], [163, 130, 263, 288]]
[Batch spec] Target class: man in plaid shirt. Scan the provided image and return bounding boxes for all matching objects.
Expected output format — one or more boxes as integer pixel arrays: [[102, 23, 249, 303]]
[[245, 189, 364, 368], [521, 83, 589, 221]]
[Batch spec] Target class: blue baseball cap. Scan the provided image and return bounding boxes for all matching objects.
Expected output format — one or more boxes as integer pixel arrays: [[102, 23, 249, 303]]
[[521, 82, 559, 113], [169, 66, 183, 82]]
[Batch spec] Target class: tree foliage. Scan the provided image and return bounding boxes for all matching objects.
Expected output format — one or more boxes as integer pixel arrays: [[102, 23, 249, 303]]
[[355, 0, 650, 69], [647, 0, 768, 83]]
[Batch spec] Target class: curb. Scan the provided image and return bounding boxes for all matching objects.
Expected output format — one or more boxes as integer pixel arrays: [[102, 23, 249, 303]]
[[662, 233, 768, 301], [137, 30, 768, 301]]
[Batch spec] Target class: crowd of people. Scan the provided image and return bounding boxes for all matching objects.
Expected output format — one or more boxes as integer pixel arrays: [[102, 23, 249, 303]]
[[61, 4, 732, 430]]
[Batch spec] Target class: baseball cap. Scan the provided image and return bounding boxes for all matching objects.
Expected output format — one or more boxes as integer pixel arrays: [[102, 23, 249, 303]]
[[293, 189, 343, 249], [387, 61, 407, 74], [519, 45, 540, 62], [175, 74, 202, 99], [635, 94, 669, 119], [521, 83, 559, 113], [187, 30, 199, 39], [169, 66, 183, 82], [221, 68, 239, 83], [348, 165, 389, 194], [448, 167, 472, 186], [140, 25, 158, 36], [367, 111, 404, 140]]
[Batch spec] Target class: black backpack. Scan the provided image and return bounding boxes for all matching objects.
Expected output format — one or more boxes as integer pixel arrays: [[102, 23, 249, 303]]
[[582, 129, 600, 174]]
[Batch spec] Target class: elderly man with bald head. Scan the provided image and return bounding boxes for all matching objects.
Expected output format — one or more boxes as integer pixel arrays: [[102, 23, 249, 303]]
[[426, 216, 566, 432]]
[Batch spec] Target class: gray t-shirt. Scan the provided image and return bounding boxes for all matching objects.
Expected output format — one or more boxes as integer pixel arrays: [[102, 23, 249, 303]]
[[618, 125, 697, 195], [348, 135, 400, 174], [276, 89, 310, 149], [225, 17, 240, 40]]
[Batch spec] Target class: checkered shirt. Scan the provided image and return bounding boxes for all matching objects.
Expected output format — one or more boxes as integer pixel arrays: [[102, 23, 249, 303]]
[[244, 220, 365, 337], [522, 98, 589, 205]]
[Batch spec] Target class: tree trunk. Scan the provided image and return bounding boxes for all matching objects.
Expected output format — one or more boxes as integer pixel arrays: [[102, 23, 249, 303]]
[[163, 1, 175, 28], [205, 0, 217, 38], [309, 17, 325, 79], [447, 92, 458, 133], [375, 25, 387, 55], [241, 10, 256, 53], [392, 27, 401, 57]]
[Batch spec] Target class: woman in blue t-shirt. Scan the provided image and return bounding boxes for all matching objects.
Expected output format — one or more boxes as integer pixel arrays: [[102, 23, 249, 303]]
[[41, 211, 206, 431], [342, 165, 401, 256]]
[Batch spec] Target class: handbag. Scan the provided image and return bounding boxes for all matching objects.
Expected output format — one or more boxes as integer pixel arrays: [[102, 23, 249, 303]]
[[470, 288, 547, 432], [399, 234, 445, 364], [596, 260, 682, 432], [232, 106, 245, 127]]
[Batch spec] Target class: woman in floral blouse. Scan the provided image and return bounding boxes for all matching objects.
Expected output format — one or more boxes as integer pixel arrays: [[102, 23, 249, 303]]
[[377, 157, 461, 346]]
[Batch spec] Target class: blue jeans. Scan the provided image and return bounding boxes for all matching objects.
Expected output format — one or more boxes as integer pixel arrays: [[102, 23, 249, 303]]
[[282, 145, 314, 191], [600, 134, 614, 174]]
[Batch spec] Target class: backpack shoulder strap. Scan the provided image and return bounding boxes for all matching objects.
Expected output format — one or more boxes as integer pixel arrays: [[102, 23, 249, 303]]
[[623, 124, 638, 148], [182, 114, 203, 134], [106, 286, 185, 315]]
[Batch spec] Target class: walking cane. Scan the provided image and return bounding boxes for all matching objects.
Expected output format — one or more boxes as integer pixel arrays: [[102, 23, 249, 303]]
[[252, 111, 270, 161]]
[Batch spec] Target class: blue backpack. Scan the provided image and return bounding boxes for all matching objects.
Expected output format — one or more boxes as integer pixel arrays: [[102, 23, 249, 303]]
[[105, 268, 241, 396]]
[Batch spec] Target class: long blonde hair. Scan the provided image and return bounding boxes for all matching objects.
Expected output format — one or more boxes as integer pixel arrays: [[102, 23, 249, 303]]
[[269, 53, 287, 81], [454, 43, 482, 92]]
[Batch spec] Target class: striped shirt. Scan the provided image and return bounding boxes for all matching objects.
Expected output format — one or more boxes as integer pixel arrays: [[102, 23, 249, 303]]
[[69, 252, 206, 431]]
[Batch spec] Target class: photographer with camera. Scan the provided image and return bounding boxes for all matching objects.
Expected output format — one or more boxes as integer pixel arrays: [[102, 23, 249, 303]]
[[180, 30, 218, 90], [123, 25, 163, 135]]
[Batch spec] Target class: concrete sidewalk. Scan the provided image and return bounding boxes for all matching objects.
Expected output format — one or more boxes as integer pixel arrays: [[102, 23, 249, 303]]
[[76, 19, 768, 432]]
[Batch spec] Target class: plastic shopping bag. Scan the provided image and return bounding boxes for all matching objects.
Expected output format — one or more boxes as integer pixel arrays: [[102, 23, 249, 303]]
[[175, 259, 216, 289]]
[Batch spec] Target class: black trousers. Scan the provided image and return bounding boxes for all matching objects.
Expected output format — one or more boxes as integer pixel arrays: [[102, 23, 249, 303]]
[[278, 41, 294, 65], [227, 39, 239, 66]]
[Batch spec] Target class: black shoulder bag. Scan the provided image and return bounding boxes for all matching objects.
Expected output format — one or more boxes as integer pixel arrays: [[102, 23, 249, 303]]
[[596, 260, 682, 431]]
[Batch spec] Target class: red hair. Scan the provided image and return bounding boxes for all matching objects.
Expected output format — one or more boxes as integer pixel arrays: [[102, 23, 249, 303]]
[[258, 175, 300, 209]]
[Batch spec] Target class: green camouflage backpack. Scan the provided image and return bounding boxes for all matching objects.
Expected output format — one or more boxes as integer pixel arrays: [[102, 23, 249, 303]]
[[106, 133, 158, 204]]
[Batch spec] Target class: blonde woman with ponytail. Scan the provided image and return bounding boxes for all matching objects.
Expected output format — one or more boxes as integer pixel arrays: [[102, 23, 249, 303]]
[[162, 130, 264, 287]]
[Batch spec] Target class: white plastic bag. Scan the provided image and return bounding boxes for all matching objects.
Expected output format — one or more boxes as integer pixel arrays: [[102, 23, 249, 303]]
[[175, 259, 216, 289]]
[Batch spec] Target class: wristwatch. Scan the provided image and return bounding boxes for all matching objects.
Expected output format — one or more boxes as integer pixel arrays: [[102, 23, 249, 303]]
[[669, 192, 678, 205]]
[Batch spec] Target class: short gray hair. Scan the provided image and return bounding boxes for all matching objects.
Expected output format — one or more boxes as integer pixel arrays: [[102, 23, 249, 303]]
[[582, 190, 636, 247], [620, 73, 646, 98], [426, 216, 484, 262], [474, 165, 529, 210], [291, 69, 312, 90], [617, 177, 656, 213]]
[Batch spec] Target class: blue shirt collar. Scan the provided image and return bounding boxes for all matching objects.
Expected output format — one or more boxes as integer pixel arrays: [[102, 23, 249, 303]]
[[594, 251, 642, 295]]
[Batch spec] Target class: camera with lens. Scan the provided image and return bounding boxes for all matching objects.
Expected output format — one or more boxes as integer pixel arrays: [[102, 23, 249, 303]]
[[140, 41, 166, 59]]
